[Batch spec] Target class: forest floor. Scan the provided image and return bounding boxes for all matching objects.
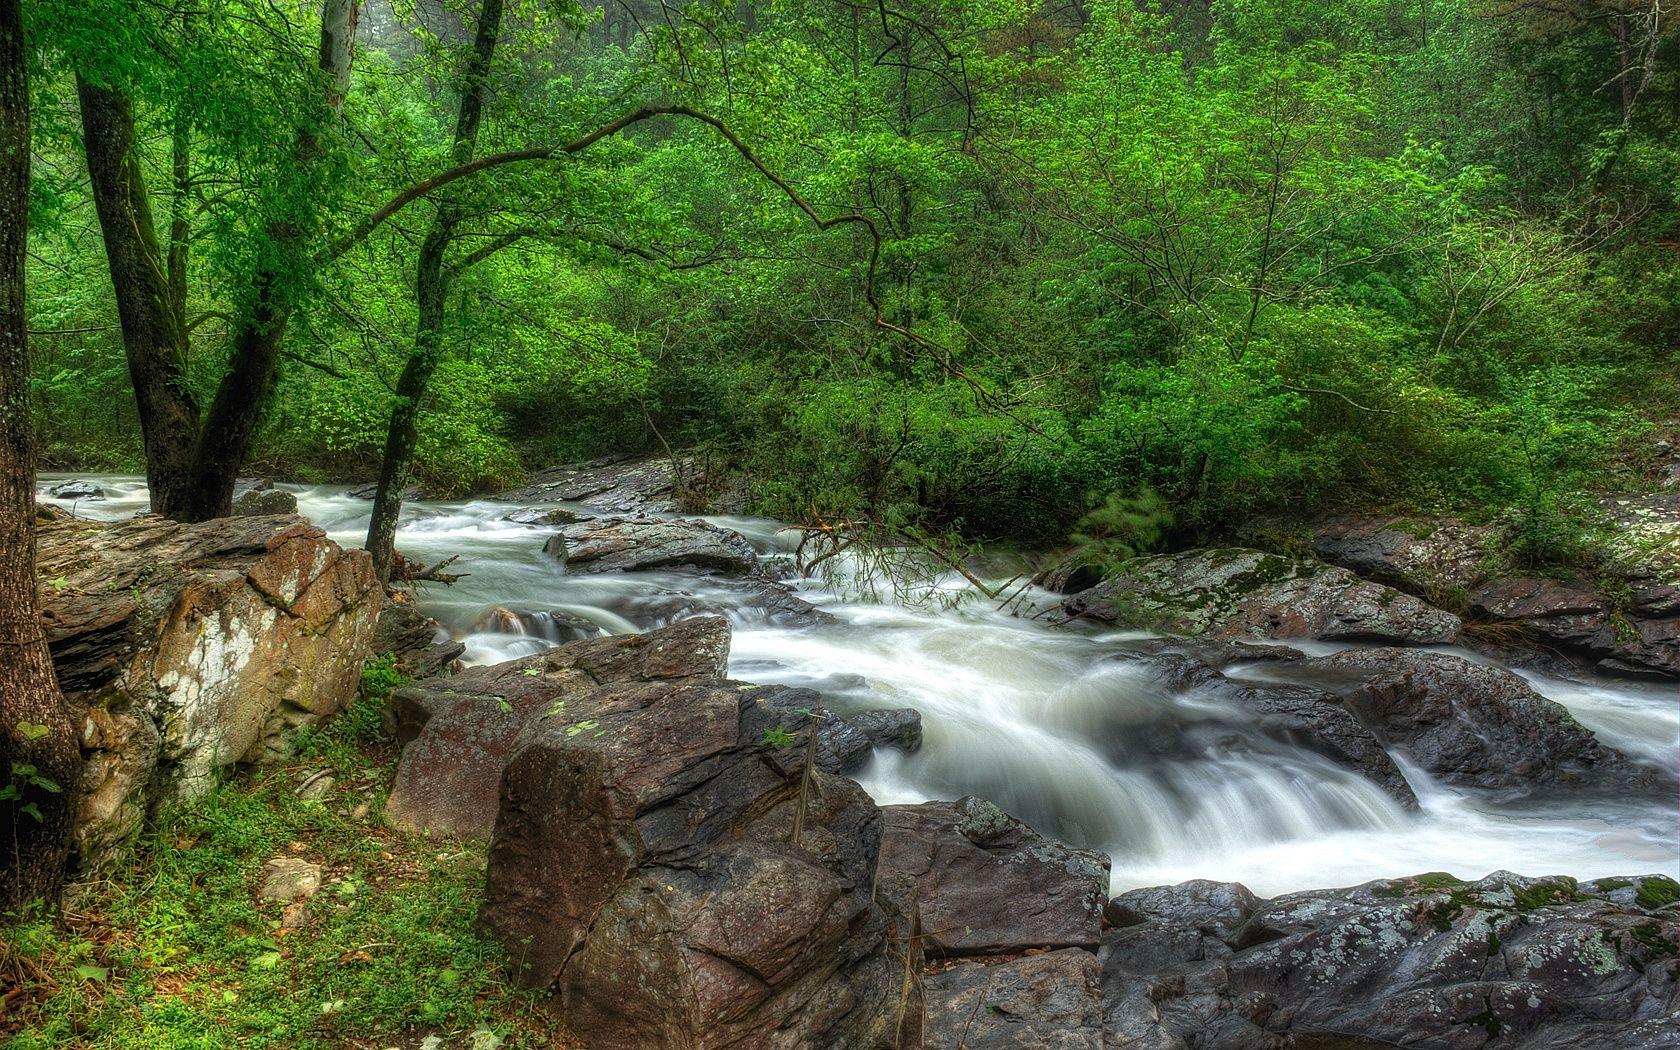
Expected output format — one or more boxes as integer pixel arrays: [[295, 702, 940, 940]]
[[0, 670, 572, 1050]]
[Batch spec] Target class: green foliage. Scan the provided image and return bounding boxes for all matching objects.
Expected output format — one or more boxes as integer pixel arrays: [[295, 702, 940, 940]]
[[20, 0, 1680, 540]]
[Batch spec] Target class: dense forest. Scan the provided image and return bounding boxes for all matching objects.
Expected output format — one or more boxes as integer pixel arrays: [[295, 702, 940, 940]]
[[20, 0, 1680, 548], [3, 1, 1679, 1047]]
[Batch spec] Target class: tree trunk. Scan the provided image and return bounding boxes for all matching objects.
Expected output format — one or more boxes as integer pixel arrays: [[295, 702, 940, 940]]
[[1, 0, 79, 912], [366, 0, 504, 584], [367, 223, 453, 583], [75, 75, 201, 519]]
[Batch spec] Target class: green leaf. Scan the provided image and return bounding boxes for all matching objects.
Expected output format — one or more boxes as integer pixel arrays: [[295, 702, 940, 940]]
[[74, 964, 109, 981]]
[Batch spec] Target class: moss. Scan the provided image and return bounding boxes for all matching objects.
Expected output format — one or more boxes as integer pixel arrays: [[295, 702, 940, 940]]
[[1594, 878, 1633, 891], [1511, 879, 1581, 912], [1394, 518, 1438, 540], [1410, 872, 1465, 892], [1635, 876, 1680, 910], [1630, 923, 1678, 958]]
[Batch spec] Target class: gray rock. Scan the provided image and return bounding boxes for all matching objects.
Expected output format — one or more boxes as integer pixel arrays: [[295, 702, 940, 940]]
[[1098, 872, 1680, 1049], [1063, 548, 1461, 645], [546, 515, 760, 576], [604, 579, 836, 630], [231, 488, 299, 516], [45, 479, 105, 500], [492, 453, 689, 513], [259, 858, 322, 902], [879, 796, 1110, 957], [1136, 651, 1418, 806]]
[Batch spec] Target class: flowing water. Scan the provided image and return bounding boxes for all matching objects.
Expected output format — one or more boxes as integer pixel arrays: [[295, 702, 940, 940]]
[[40, 475, 1680, 896]]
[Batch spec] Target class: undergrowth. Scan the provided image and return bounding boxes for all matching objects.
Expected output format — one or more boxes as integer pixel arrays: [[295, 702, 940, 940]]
[[0, 663, 569, 1049]]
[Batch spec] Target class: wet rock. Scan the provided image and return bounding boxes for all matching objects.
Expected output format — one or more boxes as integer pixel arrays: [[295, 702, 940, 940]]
[[472, 606, 602, 643], [605, 579, 836, 630], [745, 683, 922, 774], [502, 505, 587, 527], [231, 488, 299, 516], [1307, 514, 1511, 598], [1134, 650, 1418, 805], [879, 796, 1110, 957], [1315, 648, 1639, 791], [477, 630, 905, 1048], [545, 515, 760, 577], [1099, 872, 1680, 1049], [260, 858, 322, 902], [492, 452, 690, 513], [923, 948, 1104, 1049], [347, 481, 426, 501], [384, 617, 732, 840], [37, 513, 378, 867], [45, 479, 105, 500], [372, 600, 464, 680], [1063, 547, 1461, 645]]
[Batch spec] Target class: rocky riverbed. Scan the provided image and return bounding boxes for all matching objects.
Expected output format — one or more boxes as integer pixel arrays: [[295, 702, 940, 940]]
[[35, 464, 1680, 1046]]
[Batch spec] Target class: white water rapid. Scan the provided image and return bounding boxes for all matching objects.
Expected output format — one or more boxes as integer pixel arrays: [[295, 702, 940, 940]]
[[40, 475, 1680, 896]]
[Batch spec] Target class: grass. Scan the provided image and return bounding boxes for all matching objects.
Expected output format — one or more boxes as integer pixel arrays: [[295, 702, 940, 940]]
[[0, 665, 571, 1049]]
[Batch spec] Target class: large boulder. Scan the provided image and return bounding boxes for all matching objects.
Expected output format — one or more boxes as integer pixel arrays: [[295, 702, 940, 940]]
[[1314, 648, 1639, 792], [1100, 872, 1680, 1049], [36, 513, 378, 866], [1063, 548, 1461, 645], [923, 949, 1104, 1049], [1307, 514, 1511, 599], [44, 479, 105, 501], [544, 515, 760, 577], [476, 627, 908, 1048], [879, 796, 1110, 957], [384, 617, 730, 840], [492, 452, 691, 513]]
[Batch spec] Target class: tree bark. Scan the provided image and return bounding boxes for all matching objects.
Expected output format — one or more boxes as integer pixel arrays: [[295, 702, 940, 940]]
[[366, 0, 504, 584], [75, 75, 201, 518], [1, 0, 79, 912]]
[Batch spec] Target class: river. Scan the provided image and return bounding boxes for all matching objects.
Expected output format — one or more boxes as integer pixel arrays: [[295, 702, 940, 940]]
[[39, 474, 1680, 896]]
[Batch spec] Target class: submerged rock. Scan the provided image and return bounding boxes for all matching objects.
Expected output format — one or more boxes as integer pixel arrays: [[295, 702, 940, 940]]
[[545, 515, 760, 576], [1100, 871, 1680, 1049], [879, 796, 1110, 957], [1063, 547, 1461, 645], [37, 513, 378, 867]]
